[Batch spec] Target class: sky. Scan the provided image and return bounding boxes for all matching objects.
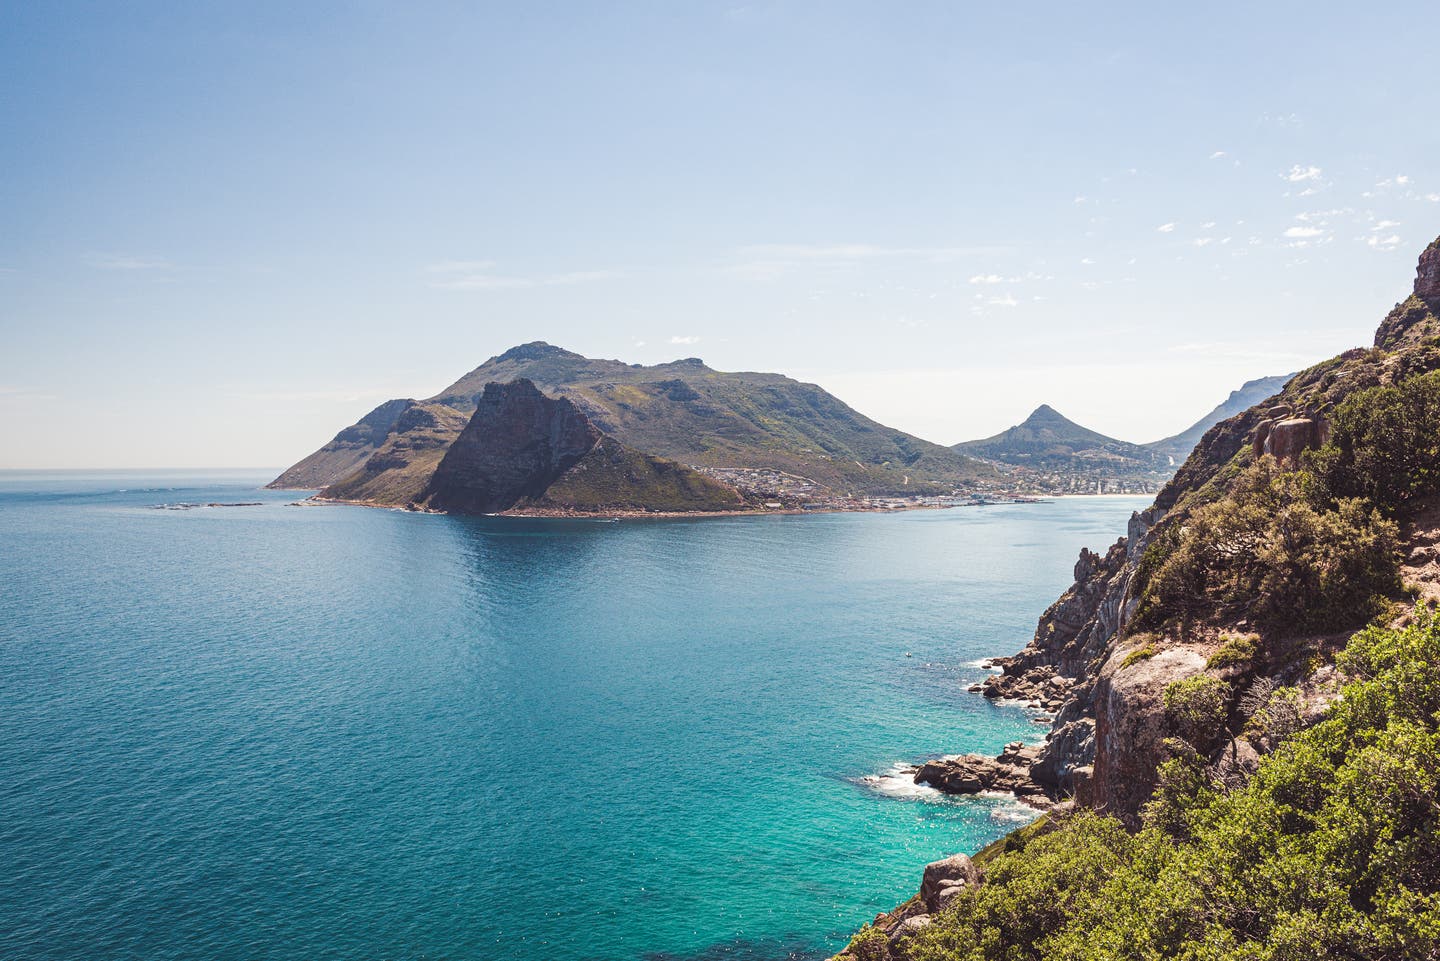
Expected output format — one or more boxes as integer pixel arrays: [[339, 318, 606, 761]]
[[3, 1, 1439, 469]]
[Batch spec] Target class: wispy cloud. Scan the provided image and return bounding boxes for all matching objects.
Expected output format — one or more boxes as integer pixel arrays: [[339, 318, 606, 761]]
[[1156, 222, 1176, 233], [425, 261, 621, 290], [669, 335, 701, 345], [1283, 226, 1325, 239], [1284, 165, 1323, 183]]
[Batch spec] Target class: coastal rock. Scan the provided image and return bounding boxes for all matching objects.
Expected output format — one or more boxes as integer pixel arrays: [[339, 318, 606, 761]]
[[920, 853, 980, 912], [914, 742, 1046, 801]]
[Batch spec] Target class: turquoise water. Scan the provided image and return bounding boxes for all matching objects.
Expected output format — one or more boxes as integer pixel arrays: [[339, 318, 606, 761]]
[[0, 471, 1145, 961]]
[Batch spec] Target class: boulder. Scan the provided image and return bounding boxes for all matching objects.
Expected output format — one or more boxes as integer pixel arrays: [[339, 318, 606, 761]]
[[1264, 417, 1322, 467], [920, 854, 980, 911]]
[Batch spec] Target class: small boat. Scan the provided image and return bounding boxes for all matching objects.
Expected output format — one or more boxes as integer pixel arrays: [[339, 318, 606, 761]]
[[904, 652, 913, 658]]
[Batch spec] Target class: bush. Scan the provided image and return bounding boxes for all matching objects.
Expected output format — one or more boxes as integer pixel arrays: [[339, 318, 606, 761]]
[[1163, 674, 1231, 749], [1321, 368, 1440, 512], [1134, 457, 1401, 635], [1207, 632, 1261, 670]]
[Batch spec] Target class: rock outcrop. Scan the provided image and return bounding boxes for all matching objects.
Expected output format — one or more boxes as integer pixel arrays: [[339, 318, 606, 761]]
[[420, 379, 746, 515], [268, 397, 415, 489], [1250, 407, 1329, 468], [1417, 236, 1440, 300], [423, 379, 602, 514]]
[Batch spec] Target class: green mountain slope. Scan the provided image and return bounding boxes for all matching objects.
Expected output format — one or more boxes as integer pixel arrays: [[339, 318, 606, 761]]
[[272, 343, 999, 502]]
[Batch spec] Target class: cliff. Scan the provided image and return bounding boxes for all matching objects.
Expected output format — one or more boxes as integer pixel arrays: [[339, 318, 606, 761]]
[[418, 379, 745, 514], [834, 233, 1440, 960]]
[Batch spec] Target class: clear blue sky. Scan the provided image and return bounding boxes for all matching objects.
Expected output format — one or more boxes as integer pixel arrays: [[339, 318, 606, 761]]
[[3, 1, 1438, 468]]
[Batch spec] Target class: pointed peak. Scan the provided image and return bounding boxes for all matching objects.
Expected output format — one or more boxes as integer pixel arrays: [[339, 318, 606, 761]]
[[1023, 404, 1072, 424]]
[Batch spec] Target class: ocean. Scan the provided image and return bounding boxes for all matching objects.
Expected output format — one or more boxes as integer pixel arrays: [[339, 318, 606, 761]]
[[0, 471, 1145, 961]]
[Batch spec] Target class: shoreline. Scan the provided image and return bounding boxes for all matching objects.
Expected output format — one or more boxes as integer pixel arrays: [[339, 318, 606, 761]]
[[278, 492, 1055, 519]]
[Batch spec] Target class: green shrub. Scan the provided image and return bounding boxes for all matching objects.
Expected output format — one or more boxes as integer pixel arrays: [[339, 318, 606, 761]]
[[1134, 457, 1401, 636], [1321, 368, 1440, 513], [1163, 674, 1231, 749], [844, 924, 890, 961], [1207, 632, 1262, 670]]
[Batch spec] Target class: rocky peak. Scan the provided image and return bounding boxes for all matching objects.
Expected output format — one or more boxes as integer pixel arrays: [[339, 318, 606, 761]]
[[1417, 235, 1440, 300], [422, 378, 601, 513], [493, 341, 583, 363]]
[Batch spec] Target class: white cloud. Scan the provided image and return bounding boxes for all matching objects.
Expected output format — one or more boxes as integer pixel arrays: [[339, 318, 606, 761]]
[[1283, 226, 1324, 239], [986, 294, 1019, 307], [1209, 151, 1228, 160], [669, 335, 701, 345], [1367, 234, 1402, 250], [1080, 257, 1096, 265], [1157, 223, 1176, 233], [968, 274, 1014, 285], [1284, 165, 1323, 183], [1193, 238, 1214, 247]]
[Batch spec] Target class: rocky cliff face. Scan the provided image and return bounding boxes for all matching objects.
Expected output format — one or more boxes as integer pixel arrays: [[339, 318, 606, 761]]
[[422, 379, 603, 514], [1417, 236, 1440, 300], [419, 379, 746, 515], [267, 397, 414, 489]]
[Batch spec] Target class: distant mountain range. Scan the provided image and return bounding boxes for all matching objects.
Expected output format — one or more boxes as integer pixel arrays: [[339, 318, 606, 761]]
[[951, 374, 1295, 493], [271, 342, 1002, 513]]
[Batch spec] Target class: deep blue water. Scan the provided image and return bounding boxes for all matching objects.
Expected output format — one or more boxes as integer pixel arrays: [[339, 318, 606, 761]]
[[0, 471, 1145, 961]]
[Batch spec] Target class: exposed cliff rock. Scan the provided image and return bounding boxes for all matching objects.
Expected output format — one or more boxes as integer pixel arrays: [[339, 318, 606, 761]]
[[421, 379, 744, 515], [320, 402, 469, 505], [422, 380, 603, 514], [267, 397, 414, 489]]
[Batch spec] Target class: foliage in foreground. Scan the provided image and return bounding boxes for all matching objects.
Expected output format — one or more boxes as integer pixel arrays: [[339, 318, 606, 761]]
[[905, 615, 1440, 961]]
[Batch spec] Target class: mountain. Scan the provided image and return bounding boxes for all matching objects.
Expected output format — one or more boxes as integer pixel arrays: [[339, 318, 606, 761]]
[[832, 235, 1440, 959], [272, 343, 1001, 512], [953, 404, 1171, 491], [1143, 372, 1295, 464]]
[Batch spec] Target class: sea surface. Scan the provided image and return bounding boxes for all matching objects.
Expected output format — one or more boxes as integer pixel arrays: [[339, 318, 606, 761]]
[[0, 471, 1146, 961]]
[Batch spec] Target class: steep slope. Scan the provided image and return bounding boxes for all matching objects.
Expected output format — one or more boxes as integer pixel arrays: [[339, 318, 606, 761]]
[[834, 234, 1440, 960], [1144, 372, 1295, 464], [955, 404, 1170, 490], [273, 343, 999, 499], [269, 398, 413, 489], [419, 379, 743, 515], [320, 402, 470, 505]]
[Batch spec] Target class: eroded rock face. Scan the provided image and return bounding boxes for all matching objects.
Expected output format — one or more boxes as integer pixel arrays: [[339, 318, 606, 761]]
[[1090, 646, 1208, 825], [423, 379, 601, 514], [919, 853, 980, 912], [1250, 414, 1331, 468], [1417, 238, 1440, 300]]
